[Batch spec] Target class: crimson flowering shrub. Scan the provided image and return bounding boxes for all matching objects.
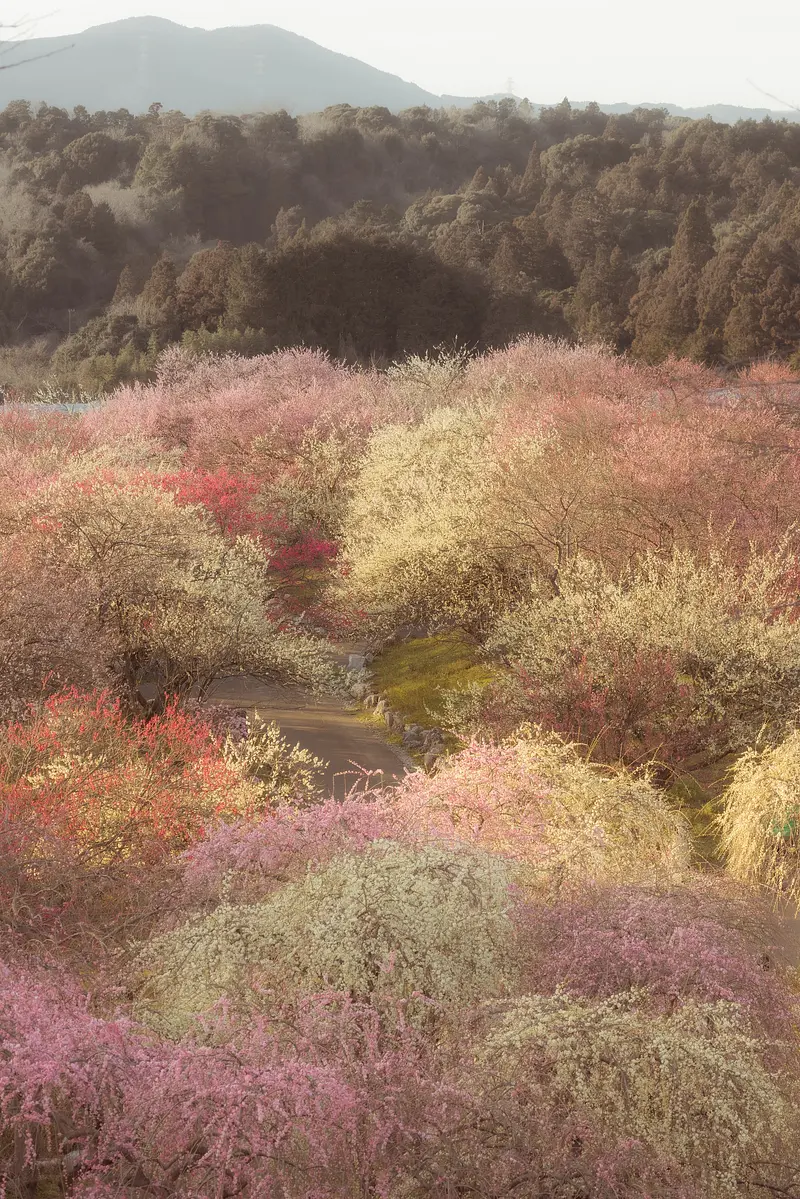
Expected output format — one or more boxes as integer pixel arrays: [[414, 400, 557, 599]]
[[156, 464, 277, 540], [0, 689, 265, 866], [87, 460, 338, 573], [143, 461, 341, 616]]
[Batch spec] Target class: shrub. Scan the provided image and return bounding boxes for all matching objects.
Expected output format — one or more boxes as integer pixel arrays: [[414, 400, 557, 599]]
[[343, 339, 800, 639], [487, 544, 800, 767], [178, 796, 395, 906], [473, 991, 796, 1198], [382, 343, 477, 413], [718, 728, 800, 911], [385, 727, 691, 895], [14, 465, 341, 711], [82, 344, 392, 481], [0, 536, 114, 722], [135, 840, 517, 1035], [0, 689, 266, 865], [0, 961, 139, 1197], [220, 713, 328, 804], [514, 881, 799, 1046], [340, 404, 527, 634], [0, 965, 458, 1199]]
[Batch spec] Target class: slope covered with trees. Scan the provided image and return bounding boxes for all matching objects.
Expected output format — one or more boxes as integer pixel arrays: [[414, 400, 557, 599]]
[[0, 94, 799, 395]]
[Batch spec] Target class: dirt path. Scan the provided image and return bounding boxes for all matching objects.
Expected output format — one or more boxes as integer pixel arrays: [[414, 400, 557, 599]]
[[203, 674, 412, 798]]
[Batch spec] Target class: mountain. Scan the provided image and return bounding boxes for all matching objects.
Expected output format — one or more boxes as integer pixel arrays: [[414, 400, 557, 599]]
[[0, 16, 798, 124], [559, 100, 800, 124], [0, 17, 491, 116]]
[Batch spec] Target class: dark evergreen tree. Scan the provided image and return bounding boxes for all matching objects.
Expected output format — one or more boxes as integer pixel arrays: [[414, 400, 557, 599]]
[[631, 198, 716, 361]]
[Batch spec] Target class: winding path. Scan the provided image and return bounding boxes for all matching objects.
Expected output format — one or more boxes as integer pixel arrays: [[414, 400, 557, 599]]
[[203, 672, 412, 799], [201, 669, 800, 978]]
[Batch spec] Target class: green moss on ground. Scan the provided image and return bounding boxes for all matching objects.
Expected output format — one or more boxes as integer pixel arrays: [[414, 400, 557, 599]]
[[371, 632, 496, 731], [666, 775, 722, 867]]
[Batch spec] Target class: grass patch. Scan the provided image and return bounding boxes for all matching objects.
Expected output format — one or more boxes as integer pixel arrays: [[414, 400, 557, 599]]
[[666, 775, 722, 867], [371, 632, 496, 731]]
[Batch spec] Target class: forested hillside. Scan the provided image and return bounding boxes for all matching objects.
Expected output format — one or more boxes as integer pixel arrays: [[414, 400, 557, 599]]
[[1, 94, 799, 394]]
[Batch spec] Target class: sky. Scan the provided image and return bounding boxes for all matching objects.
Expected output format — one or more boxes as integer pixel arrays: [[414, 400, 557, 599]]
[[12, 0, 800, 111]]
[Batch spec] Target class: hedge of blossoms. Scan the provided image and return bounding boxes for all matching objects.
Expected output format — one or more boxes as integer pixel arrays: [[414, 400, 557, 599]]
[[3, 337, 800, 769], [3, 340, 800, 1194], [3, 700, 800, 1198], [481, 543, 800, 768]]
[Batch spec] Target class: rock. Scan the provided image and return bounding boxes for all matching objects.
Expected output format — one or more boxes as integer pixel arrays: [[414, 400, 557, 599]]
[[348, 653, 367, 672], [424, 750, 441, 771], [403, 731, 424, 748], [350, 681, 369, 700], [374, 699, 389, 716], [363, 693, 378, 709], [394, 623, 429, 643]]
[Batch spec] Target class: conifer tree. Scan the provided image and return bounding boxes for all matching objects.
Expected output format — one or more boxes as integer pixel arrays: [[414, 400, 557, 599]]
[[566, 246, 636, 350], [137, 253, 180, 340], [111, 264, 137, 307], [224, 243, 271, 332], [515, 143, 544, 205], [692, 224, 758, 362], [724, 233, 800, 361], [176, 242, 235, 331], [631, 199, 715, 361], [465, 165, 489, 194]]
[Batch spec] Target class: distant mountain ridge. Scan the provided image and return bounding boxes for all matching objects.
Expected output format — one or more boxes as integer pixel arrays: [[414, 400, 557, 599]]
[[0, 16, 798, 124]]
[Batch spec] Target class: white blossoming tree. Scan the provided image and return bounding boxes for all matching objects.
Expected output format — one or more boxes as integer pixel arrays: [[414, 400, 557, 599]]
[[16, 464, 341, 713]]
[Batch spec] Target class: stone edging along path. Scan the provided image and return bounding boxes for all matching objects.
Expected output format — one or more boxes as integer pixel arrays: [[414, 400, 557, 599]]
[[341, 645, 448, 774], [201, 640, 424, 799]]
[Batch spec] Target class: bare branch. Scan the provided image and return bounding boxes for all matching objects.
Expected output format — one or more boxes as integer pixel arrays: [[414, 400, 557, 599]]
[[0, 42, 74, 70], [745, 78, 800, 115], [0, 14, 74, 72]]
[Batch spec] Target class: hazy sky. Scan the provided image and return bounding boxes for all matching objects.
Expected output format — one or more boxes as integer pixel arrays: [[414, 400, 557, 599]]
[[14, 0, 800, 110]]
